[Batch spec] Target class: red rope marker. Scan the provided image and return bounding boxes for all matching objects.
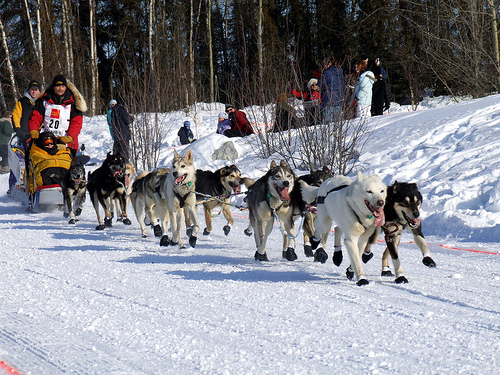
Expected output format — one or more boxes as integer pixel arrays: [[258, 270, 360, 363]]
[[0, 361, 22, 375]]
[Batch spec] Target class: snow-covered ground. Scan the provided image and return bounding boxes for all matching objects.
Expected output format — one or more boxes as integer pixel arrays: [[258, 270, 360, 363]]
[[1, 96, 499, 374]]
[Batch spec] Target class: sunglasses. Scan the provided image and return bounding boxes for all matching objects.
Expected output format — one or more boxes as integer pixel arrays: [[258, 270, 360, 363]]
[[44, 139, 55, 146], [226, 108, 235, 113]]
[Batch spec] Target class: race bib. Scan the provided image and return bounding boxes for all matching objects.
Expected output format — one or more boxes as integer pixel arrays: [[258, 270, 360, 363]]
[[42, 101, 71, 137]]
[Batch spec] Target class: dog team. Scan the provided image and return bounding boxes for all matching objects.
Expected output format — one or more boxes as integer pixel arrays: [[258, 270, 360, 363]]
[[63, 149, 436, 286]]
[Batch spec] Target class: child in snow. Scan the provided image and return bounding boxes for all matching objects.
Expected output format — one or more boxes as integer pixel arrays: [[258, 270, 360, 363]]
[[216, 112, 232, 135], [178, 120, 195, 145]]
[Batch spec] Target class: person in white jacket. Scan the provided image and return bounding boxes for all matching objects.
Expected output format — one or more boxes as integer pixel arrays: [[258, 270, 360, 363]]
[[355, 60, 376, 119]]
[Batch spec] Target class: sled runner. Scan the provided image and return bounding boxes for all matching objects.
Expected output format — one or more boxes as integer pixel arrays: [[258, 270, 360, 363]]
[[25, 134, 72, 213]]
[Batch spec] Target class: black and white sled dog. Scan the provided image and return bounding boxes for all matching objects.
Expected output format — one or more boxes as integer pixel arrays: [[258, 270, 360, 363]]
[[194, 165, 252, 237], [363, 181, 436, 283], [130, 167, 170, 238], [87, 152, 131, 230], [61, 162, 86, 224], [301, 171, 387, 286], [291, 166, 333, 261], [156, 149, 198, 248], [246, 160, 299, 261]]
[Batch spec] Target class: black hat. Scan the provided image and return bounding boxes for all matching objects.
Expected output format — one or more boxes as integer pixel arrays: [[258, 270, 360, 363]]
[[360, 54, 369, 61], [52, 75, 67, 87], [28, 80, 40, 90]]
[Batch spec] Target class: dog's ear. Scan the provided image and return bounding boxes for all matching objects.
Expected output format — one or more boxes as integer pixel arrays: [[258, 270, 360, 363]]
[[356, 170, 364, 180], [280, 160, 288, 168], [323, 166, 331, 174], [270, 160, 277, 168], [184, 148, 193, 162], [393, 181, 400, 193], [174, 149, 180, 160], [220, 167, 226, 176]]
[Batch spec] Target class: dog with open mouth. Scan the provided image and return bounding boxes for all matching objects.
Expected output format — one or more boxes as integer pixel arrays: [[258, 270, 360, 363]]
[[87, 152, 131, 230], [246, 160, 298, 261], [61, 162, 87, 224], [363, 181, 436, 283], [156, 149, 198, 248], [300, 171, 387, 285]]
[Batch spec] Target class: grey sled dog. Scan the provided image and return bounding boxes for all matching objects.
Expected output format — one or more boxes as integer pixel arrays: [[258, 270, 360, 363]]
[[246, 160, 298, 261], [157, 149, 198, 248], [300, 171, 387, 285]]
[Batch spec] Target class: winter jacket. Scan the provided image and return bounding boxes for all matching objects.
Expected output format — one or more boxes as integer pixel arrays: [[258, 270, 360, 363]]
[[107, 109, 114, 139], [0, 117, 13, 144], [12, 92, 37, 144], [229, 110, 254, 135], [355, 70, 376, 106], [28, 81, 87, 150], [178, 127, 194, 145], [371, 66, 391, 116], [319, 66, 345, 107], [291, 89, 321, 102], [110, 104, 132, 143], [217, 119, 232, 135]]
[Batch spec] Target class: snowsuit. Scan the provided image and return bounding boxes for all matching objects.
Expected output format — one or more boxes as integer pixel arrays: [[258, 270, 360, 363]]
[[110, 104, 133, 161], [28, 81, 86, 151], [12, 92, 37, 145], [217, 119, 232, 135], [178, 127, 194, 145]]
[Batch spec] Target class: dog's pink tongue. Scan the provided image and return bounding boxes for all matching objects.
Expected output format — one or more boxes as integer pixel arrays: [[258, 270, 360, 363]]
[[374, 208, 385, 227], [175, 176, 184, 184], [280, 187, 290, 201], [125, 175, 130, 186]]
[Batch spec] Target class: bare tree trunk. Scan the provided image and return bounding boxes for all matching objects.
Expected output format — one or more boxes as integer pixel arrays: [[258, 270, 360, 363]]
[[149, 0, 155, 74], [0, 82, 6, 112], [207, 0, 214, 103], [0, 18, 19, 99], [62, 0, 74, 81], [89, 0, 98, 115], [36, 0, 44, 86], [23, 0, 38, 62], [189, 0, 195, 105], [489, 0, 500, 88], [257, 0, 263, 102]]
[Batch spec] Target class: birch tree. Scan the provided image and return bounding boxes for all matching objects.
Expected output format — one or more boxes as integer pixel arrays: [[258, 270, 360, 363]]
[[0, 18, 19, 99], [89, 0, 98, 115]]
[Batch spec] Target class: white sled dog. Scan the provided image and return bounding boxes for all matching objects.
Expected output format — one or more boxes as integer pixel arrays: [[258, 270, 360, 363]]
[[246, 160, 298, 261], [300, 171, 387, 285], [157, 149, 198, 248]]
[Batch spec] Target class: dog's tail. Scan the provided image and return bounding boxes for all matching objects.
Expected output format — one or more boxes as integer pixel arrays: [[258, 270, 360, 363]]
[[299, 180, 319, 204]]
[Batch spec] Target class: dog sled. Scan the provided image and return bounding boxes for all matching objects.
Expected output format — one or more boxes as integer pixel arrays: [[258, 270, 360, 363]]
[[25, 134, 73, 213], [7, 136, 27, 201]]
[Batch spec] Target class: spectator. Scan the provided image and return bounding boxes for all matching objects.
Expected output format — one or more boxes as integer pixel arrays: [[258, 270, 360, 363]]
[[319, 57, 345, 123], [28, 74, 87, 153], [109, 99, 133, 162], [216, 112, 232, 135], [107, 99, 117, 139], [224, 105, 255, 137], [354, 60, 376, 119], [291, 78, 321, 102], [178, 120, 195, 145], [273, 93, 297, 132], [0, 111, 13, 174], [371, 58, 391, 116], [12, 80, 40, 147]]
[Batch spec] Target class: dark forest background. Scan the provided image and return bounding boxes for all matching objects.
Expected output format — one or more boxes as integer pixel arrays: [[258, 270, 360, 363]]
[[1, 0, 499, 116]]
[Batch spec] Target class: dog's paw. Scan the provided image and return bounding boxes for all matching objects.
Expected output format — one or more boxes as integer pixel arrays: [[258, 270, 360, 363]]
[[63, 212, 70, 218], [244, 228, 253, 237], [254, 251, 269, 261], [395, 275, 408, 284], [186, 226, 193, 237], [332, 250, 343, 266], [95, 224, 105, 230], [310, 236, 320, 250], [189, 235, 197, 248], [169, 239, 179, 246], [282, 247, 298, 261], [203, 228, 210, 236], [346, 267, 354, 281], [304, 244, 314, 257], [104, 218, 113, 227], [160, 235, 170, 247], [381, 269, 394, 277], [223, 224, 231, 236], [362, 251, 374, 263], [356, 278, 369, 286], [422, 256, 436, 268], [141, 233, 148, 238], [122, 217, 132, 225], [153, 224, 163, 237], [74, 208, 82, 217], [314, 248, 328, 263], [68, 218, 76, 224]]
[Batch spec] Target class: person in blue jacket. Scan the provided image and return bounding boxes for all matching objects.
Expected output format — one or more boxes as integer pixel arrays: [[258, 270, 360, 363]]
[[216, 112, 232, 135], [178, 120, 195, 145], [319, 57, 345, 123]]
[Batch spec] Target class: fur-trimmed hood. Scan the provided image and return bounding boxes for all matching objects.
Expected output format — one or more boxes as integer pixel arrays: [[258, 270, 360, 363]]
[[41, 80, 87, 113]]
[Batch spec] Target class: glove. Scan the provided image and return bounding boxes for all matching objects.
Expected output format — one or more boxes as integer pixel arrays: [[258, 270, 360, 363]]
[[59, 135, 73, 144], [30, 130, 39, 139]]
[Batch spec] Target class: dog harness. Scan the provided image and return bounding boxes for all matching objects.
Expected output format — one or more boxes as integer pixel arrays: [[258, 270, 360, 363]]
[[174, 190, 192, 208], [316, 184, 348, 204]]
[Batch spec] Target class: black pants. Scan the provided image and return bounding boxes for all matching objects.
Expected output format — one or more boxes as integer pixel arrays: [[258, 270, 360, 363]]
[[0, 144, 8, 167]]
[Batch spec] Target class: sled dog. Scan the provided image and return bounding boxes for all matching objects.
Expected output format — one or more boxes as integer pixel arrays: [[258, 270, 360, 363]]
[[363, 181, 436, 283], [193, 165, 252, 236], [61, 162, 86, 224], [301, 171, 387, 285], [246, 160, 298, 261], [130, 167, 170, 237], [112, 163, 135, 222], [157, 149, 198, 248], [87, 152, 131, 230], [291, 166, 333, 261]]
